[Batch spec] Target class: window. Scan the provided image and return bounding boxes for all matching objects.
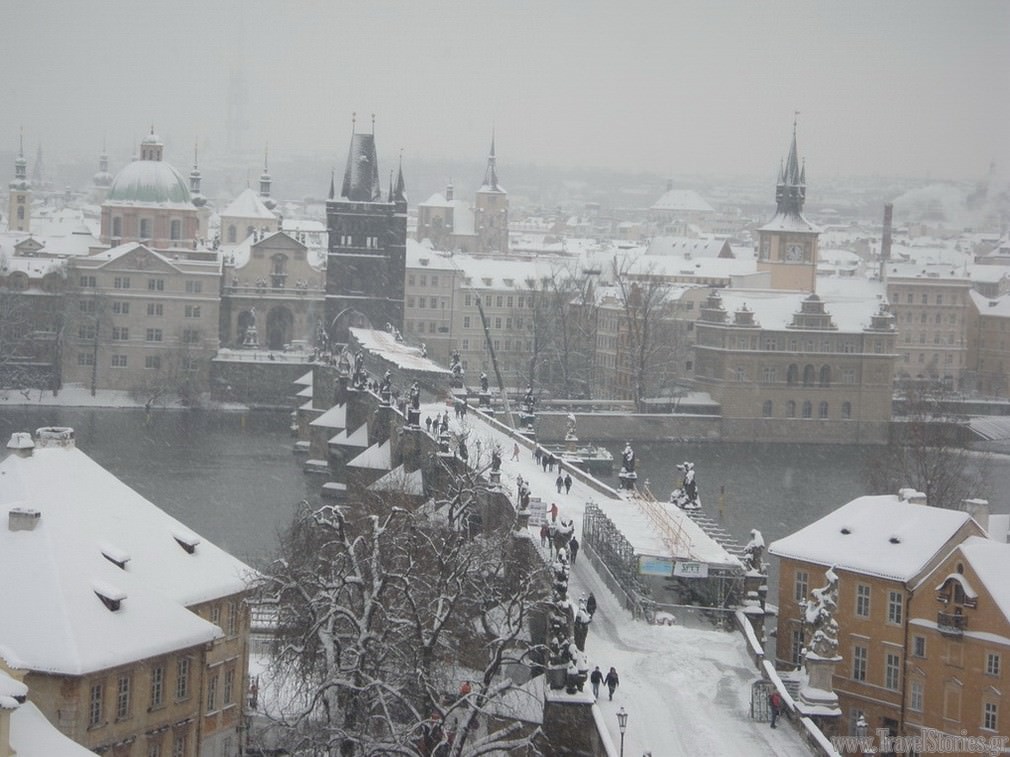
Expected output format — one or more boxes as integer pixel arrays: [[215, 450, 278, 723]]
[[183, 329, 199, 344], [819, 365, 831, 387], [112, 216, 122, 238], [944, 684, 961, 721], [79, 275, 97, 288], [735, 367, 747, 382], [224, 668, 235, 705], [791, 628, 804, 666], [176, 658, 190, 700], [78, 352, 95, 366], [183, 356, 199, 373], [463, 316, 471, 328], [148, 278, 164, 291], [207, 674, 218, 713], [80, 299, 97, 314], [794, 571, 808, 602], [116, 675, 131, 720], [184, 305, 201, 318], [909, 680, 924, 712], [172, 733, 187, 757], [986, 652, 1001, 676], [912, 635, 926, 658], [89, 682, 104, 727], [147, 303, 163, 316], [145, 355, 162, 370], [150, 665, 164, 708], [494, 318, 502, 329], [855, 584, 871, 617], [852, 645, 867, 681], [227, 225, 237, 243], [464, 294, 471, 307], [762, 366, 776, 383], [146, 328, 163, 342], [114, 276, 131, 289], [786, 400, 796, 418], [802, 400, 812, 418], [496, 296, 503, 307], [885, 653, 901, 690], [112, 327, 129, 341], [842, 401, 852, 419], [887, 591, 903, 624], [984, 701, 998, 731], [148, 742, 162, 757], [112, 301, 130, 314], [112, 354, 128, 367], [762, 400, 773, 417], [922, 293, 928, 304], [79, 324, 96, 340], [185, 280, 203, 294], [139, 218, 152, 239], [818, 401, 828, 419], [227, 601, 238, 635]]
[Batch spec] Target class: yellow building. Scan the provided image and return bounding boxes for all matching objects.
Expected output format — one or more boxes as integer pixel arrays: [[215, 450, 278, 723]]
[[769, 493, 986, 750], [0, 427, 253, 756]]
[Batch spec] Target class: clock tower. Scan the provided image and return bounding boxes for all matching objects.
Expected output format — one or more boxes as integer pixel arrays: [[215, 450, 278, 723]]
[[7, 131, 31, 233], [756, 122, 820, 292]]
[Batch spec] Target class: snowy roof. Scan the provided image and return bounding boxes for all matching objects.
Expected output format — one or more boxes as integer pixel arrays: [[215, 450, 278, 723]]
[[349, 328, 451, 374], [406, 239, 460, 271], [329, 424, 369, 448], [367, 464, 424, 495], [8, 690, 97, 755], [220, 188, 277, 220], [956, 536, 1010, 623], [310, 403, 346, 429], [106, 159, 192, 208], [646, 237, 732, 259], [969, 290, 1010, 318], [651, 189, 715, 214], [0, 433, 253, 675], [884, 261, 969, 281], [758, 211, 821, 234], [714, 283, 885, 332], [347, 439, 391, 470], [294, 370, 313, 387], [295, 385, 313, 399], [968, 264, 1010, 284], [768, 495, 976, 582]]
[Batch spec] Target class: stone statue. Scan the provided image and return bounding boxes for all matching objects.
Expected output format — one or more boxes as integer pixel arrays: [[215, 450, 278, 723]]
[[353, 350, 365, 387], [743, 529, 766, 574], [480, 372, 489, 393], [565, 413, 577, 440], [491, 445, 502, 472], [621, 442, 635, 474], [523, 385, 535, 412], [337, 349, 351, 376], [409, 381, 420, 410]]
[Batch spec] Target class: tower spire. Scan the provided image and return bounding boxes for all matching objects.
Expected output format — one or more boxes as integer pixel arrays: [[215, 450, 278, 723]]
[[482, 129, 499, 191], [774, 117, 806, 216], [328, 167, 335, 200], [394, 149, 406, 203], [260, 143, 276, 210]]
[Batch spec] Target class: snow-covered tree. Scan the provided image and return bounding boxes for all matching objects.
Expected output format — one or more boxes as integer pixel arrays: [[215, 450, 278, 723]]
[[803, 568, 839, 660], [257, 494, 551, 757]]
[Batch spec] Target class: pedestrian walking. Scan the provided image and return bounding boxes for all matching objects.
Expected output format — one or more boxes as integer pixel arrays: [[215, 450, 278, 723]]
[[425, 416, 432, 433], [769, 690, 783, 728], [590, 666, 603, 699], [569, 536, 579, 564], [511, 443, 520, 461], [539, 523, 549, 547], [604, 667, 619, 700], [564, 472, 573, 493], [534, 447, 542, 466], [586, 592, 597, 617], [549, 502, 559, 521], [556, 473, 564, 493]]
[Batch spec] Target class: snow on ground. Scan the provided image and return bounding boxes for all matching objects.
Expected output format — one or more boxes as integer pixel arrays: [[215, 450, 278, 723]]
[[431, 403, 809, 756], [0, 384, 248, 410]]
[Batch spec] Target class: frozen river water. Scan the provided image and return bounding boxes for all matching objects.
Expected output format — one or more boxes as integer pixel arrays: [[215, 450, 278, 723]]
[[1, 407, 1006, 568]]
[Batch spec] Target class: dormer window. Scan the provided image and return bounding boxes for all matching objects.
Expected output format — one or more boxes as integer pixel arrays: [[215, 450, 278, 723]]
[[100, 543, 131, 569], [173, 531, 201, 554], [94, 581, 127, 612], [935, 573, 978, 608]]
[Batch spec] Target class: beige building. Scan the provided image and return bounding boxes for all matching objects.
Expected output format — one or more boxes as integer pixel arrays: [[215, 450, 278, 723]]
[[967, 290, 1010, 398], [64, 244, 221, 396], [221, 231, 325, 350], [769, 493, 986, 749], [692, 285, 896, 444], [885, 262, 974, 389], [0, 426, 253, 757], [905, 534, 1010, 752], [218, 188, 279, 246]]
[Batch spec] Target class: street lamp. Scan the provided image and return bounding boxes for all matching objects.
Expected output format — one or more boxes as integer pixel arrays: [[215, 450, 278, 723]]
[[617, 706, 628, 757]]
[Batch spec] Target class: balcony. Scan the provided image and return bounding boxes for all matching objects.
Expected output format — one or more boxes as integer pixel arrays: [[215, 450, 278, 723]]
[[937, 611, 967, 638]]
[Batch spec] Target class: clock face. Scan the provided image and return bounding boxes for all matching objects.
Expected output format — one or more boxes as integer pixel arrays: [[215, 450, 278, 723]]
[[785, 243, 805, 262]]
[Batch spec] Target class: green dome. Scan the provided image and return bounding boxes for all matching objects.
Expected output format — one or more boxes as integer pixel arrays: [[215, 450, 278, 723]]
[[107, 159, 191, 205]]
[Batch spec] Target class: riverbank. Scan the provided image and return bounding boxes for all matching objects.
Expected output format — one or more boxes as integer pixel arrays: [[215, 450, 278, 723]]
[[0, 384, 249, 412]]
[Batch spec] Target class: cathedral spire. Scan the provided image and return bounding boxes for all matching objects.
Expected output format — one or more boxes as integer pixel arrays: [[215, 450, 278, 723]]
[[190, 139, 206, 207], [394, 150, 406, 203], [481, 129, 499, 191], [774, 118, 806, 216], [340, 123, 381, 202], [259, 143, 276, 209], [328, 168, 335, 200]]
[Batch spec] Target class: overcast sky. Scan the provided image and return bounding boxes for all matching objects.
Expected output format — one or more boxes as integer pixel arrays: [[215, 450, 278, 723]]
[[4, 0, 1007, 182]]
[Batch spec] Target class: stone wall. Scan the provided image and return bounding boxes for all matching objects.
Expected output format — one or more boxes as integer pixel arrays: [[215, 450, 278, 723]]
[[210, 358, 313, 408]]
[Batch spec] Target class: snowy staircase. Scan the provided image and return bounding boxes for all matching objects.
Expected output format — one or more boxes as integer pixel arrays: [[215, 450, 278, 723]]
[[682, 509, 747, 559]]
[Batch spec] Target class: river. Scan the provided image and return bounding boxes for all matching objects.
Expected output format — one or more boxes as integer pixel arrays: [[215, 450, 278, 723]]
[[1, 408, 1006, 570]]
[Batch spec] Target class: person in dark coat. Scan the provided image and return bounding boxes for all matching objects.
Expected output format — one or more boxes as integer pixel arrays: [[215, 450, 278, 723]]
[[604, 667, 619, 700], [556, 473, 564, 493], [564, 472, 573, 493], [569, 536, 579, 564], [589, 666, 603, 699], [586, 592, 597, 617], [769, 690, 783, 728]]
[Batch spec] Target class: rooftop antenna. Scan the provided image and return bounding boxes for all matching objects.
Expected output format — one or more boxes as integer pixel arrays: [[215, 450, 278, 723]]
[[351, 112, 356, 134]]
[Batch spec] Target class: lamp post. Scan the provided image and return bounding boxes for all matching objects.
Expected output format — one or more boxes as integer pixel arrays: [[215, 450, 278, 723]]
[[617, 706, 628, 757]]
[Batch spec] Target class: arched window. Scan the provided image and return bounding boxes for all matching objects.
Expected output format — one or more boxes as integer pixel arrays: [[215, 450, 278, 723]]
[[139, 218, 152, 240], [803, 365, 815, 386], [820, 365, 831, 387], [227, 225, 237, 243], [787, 364, 799, 385], [842, 401, 852, 419], [762, 400, 773, 417], [112, 216, 123, 238], [246, 225, 255, 239], [819, 401, 829, 419], [786, 400, 796, 418], [802, 400, 812, 418], [271, 254, 288, 289]]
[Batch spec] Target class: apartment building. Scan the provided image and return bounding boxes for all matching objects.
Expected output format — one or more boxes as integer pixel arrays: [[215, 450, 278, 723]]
[[967, 290, 1010, 398], [769, 493, 985, 750], [0, 426, 253, 757]]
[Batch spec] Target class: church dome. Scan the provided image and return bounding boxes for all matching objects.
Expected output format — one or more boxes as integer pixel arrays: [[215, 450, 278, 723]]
[[106, 159, 191, 205]]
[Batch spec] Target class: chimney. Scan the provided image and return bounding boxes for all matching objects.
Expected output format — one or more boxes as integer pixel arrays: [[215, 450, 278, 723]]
[[963, 498, 990, 533], [880, 202, 893, 283], [34, 427, 75, 449], [8, 508, 40, 532], [898, 487, 927, 505], [6, 432, 34, 457]]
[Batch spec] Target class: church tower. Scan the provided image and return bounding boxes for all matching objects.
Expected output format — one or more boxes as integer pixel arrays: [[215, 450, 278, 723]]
[[8, 131, 31, 232], [259, 145, 276, 211], [756, 122, 820, 292], [475, 132, 509, 255], [325, 115, 407, 345]]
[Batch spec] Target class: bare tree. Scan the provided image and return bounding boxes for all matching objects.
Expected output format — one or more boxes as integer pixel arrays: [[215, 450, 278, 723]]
[[868, 383, 991, 509], [257, 487, 550, 757]]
